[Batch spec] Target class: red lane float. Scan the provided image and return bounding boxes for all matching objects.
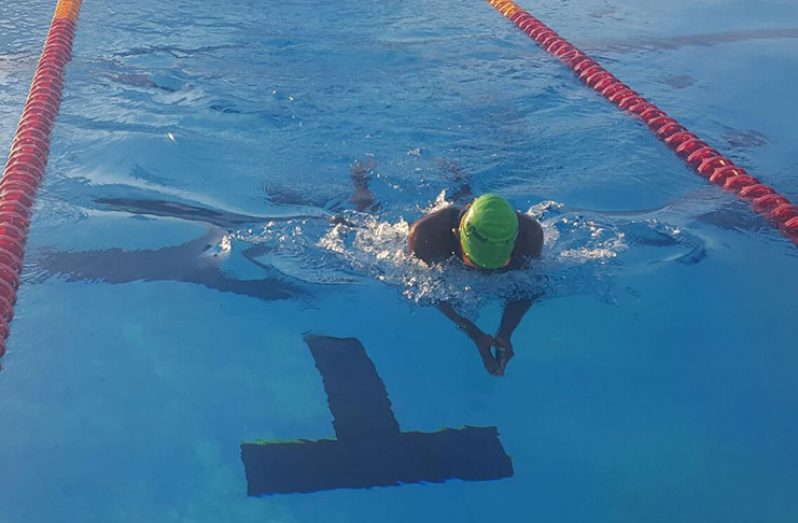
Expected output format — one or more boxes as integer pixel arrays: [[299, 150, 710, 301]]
[[0, 0, 83, 359], [486, 0, 798, 246]]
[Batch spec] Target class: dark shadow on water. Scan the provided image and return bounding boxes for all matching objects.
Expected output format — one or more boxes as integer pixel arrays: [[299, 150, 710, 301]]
[[695, 201, 771, 234], [113, 43, 238, 59], [95, 197, 314, 229], [31, 197, 315, 301], [36, 232, 305, 302], [587, 28, 798, 54]]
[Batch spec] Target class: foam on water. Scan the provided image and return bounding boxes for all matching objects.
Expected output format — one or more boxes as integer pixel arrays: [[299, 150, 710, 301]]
[[231, 195, 702, 318]]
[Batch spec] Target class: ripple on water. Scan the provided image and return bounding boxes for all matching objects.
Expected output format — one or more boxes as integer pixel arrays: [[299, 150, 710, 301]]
[[234, 197, 706, 318]]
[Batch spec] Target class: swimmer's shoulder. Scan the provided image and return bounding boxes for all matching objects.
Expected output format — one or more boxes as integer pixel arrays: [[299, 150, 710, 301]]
[[409, 206, 461, 233], [408, 206, 461, 264], [512, 212, 544, 262]]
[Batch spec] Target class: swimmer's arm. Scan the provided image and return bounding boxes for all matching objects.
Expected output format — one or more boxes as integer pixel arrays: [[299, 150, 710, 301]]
[[516, 214, 544, 259], [438, 301, 486, 341], [494, 298, 535, 375], [407, 207, 461, 264], [435, 159, 473, 202], [437, 301, 500, 376], [351, 159, 377, 212], [497, 299, 534, 343]]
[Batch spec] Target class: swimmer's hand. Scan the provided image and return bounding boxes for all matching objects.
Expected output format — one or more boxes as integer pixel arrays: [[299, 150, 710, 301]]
[[494, 335, 514, 376], [475, 333, 501, 376]]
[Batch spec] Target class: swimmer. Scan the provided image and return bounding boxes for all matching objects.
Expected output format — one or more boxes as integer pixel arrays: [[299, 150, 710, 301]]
[[42, 162, 542, 378], [408, 193, 544, 376]]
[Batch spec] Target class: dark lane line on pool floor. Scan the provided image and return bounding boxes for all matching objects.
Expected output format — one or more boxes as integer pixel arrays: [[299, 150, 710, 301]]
[[241, 335, 513, 495]]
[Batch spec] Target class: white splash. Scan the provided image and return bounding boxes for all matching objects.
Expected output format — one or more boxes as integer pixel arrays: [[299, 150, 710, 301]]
[[234, 198, 704, 317]]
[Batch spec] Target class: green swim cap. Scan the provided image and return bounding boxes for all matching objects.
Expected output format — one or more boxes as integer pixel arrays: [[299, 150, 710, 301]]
[[459, 194, 519, 269]]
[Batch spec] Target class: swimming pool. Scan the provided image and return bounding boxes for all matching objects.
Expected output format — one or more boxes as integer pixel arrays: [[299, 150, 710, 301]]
[[1, 0, 797, 520]]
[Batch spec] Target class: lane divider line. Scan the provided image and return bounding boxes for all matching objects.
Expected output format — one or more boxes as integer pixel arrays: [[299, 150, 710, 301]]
[[486, 0, 798, 246], [0, 0, 83, 359]]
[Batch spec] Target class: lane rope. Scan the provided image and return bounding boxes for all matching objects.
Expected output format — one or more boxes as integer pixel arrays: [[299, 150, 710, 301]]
[[486, 0, 798, 246], [0, 0, 83, 359]]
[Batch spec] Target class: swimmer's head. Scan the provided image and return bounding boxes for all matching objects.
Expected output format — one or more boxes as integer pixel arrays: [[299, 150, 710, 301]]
[[458, 194, 519, 270]]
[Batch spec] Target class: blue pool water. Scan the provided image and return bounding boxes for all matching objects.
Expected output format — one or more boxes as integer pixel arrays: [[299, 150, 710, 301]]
[[1, 0, 797, 521]]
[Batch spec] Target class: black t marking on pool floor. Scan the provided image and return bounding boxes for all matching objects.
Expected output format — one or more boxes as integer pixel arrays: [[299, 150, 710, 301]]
[[240, 335, 513, 495]]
